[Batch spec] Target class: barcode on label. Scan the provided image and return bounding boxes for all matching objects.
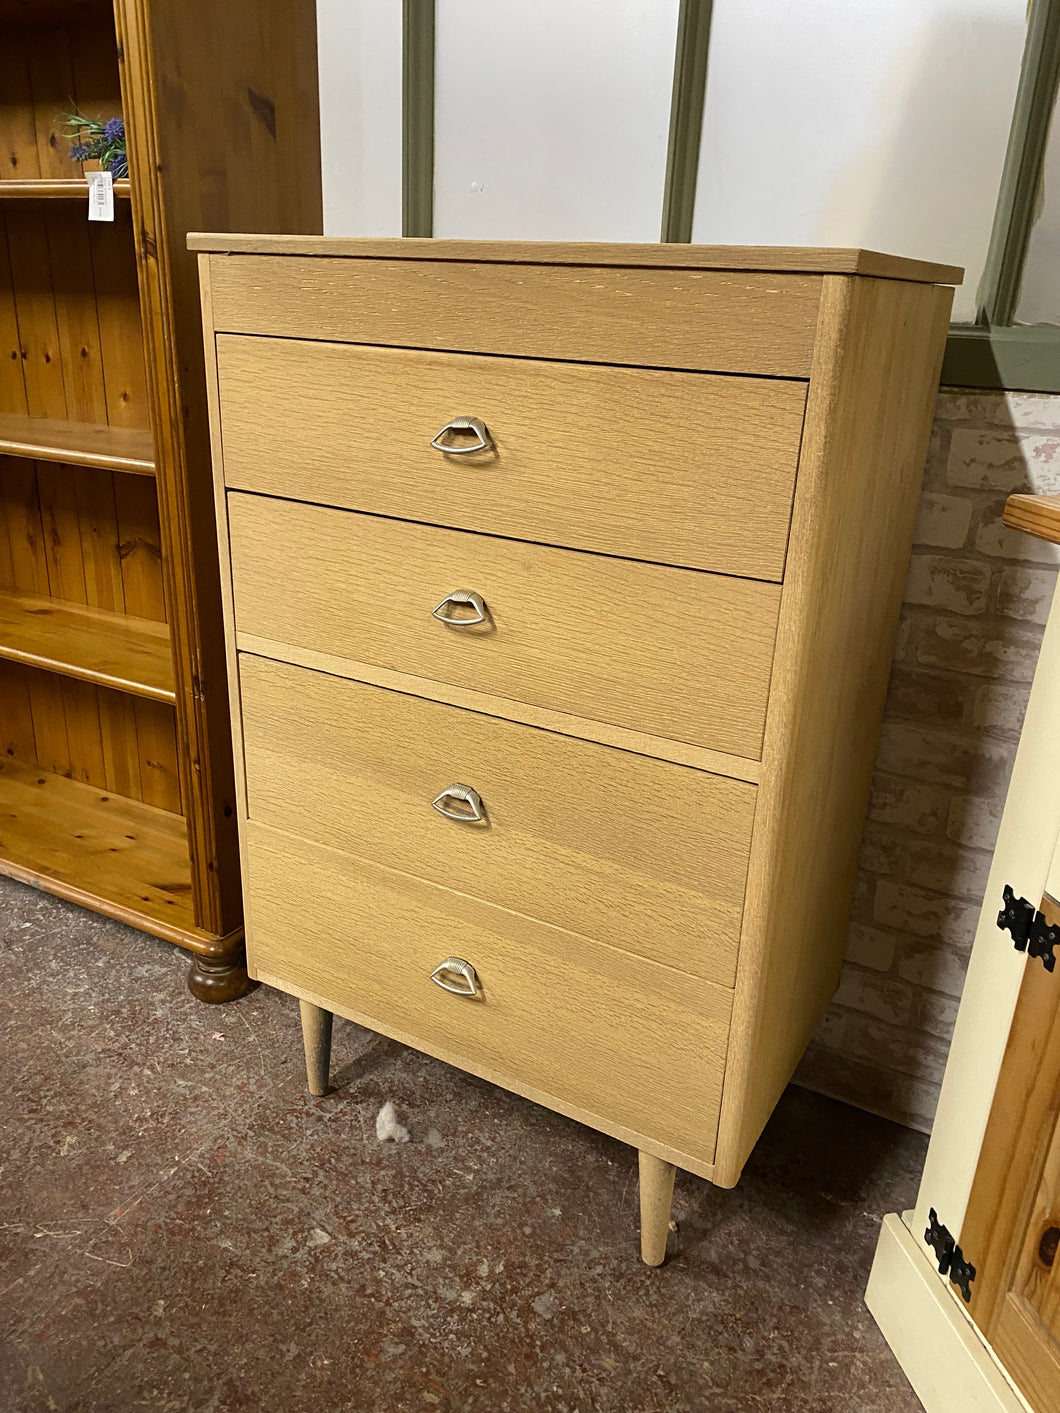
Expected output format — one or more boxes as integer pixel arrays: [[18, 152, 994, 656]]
[[87, 170, 115, 223]]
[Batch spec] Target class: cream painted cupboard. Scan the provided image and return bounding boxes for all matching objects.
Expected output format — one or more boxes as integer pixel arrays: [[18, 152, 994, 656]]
[[868, 494, 1060, 1411], [193, 236, 958, 1263]]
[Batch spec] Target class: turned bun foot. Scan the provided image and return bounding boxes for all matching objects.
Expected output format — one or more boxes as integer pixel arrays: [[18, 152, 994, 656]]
[[187, 949, 251, 1004]]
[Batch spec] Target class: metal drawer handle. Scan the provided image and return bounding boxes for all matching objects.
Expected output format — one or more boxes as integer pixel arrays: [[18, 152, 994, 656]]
[[430, 956, 481, 998], [431, 783, 487, 823], [432, 589, 488, 626], [430, 416, 493, 455]]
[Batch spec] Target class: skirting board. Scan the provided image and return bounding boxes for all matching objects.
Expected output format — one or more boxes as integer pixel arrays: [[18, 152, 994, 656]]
[[866, 1213, 1032, 1413]]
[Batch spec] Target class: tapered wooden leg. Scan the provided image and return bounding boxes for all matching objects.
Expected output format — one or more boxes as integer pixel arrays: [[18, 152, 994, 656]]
[[299, 1000, 333, 1096], [638, 1151, 676, 1266]]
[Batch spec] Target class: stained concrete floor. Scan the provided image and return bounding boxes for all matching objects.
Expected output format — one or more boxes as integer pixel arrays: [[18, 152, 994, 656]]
[[0, 875, 928, 1413]]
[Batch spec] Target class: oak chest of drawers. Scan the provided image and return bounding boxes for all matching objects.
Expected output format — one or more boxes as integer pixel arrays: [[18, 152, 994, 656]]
[[193, 235, 958, 1264]]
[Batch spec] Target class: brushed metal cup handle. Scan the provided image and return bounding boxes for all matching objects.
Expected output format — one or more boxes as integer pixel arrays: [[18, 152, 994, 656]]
[[431, 783, 487, 823], [432, 589, 488, 626], [430, 416, 493, 455], [430, 957, 481, 998]]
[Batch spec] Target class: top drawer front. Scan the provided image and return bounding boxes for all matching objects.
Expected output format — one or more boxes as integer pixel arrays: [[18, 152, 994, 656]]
[[217, 338, 804, 581], [206, 257, 823, 377]]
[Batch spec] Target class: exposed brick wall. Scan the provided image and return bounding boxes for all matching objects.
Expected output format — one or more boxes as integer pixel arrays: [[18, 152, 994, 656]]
[[795, 390, 1060, 1132]]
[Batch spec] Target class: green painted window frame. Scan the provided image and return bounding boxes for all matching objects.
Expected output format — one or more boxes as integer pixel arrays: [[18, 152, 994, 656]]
[[944, 0, 1060, 392], [661, 0, 713, 243], [401, 0, 1059, 392], [402, 0, 435, 238]]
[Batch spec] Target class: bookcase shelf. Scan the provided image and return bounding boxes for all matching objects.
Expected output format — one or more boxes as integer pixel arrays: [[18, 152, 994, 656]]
[[0, 755, 196, 943], [0, 413, 155, 474], [0, 589, 174, 701], [0, 179, 131, 199]]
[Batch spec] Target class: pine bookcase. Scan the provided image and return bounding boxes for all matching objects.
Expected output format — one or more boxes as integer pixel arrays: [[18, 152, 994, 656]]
[[0, 0, 321, 998]]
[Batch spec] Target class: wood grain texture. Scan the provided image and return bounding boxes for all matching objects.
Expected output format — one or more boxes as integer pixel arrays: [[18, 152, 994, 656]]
[[0, 7, 173, 887], [0, 180, 131, 198], [44, 209, 109, 423], [992, 1294, 1060, 1413], [246, 818, 731, 1170], [239, 654, 756, 984], [0, 15, 119, 183], [0, 752, 195, 939], [0, 2, 115, 24], [0, 0, 324, 964], [1005, 493, 1060, 547], [205, 256, 823, 378], [1010, 1085, 1060, 1345], [188, 234, 964, 285], [962, 895, 1060, 1347], [299, 999, 332, 1097], [198, 263, 251, 886], [0, 413, 154, 473], [86, 214, 150, 428], [216, 336, 805, 580], [0, 450, 181, 807], [233, 633, 763, 783], [638, 1152, 677, 1266], [0, 587, 174, 700], [201, 241, 956, 1198], [116, 0, 321, 940], [227, 494, 780, 760], [712, 275, 954, 1186]]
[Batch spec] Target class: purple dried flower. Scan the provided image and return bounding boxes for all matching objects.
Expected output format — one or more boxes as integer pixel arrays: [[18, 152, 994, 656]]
[[69, 141, 91, 162], [106, 155, 129, 178], [103, 117, 125, 143]]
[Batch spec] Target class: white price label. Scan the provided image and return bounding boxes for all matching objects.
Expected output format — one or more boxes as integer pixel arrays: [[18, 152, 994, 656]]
[[87, 170, 114, 223]]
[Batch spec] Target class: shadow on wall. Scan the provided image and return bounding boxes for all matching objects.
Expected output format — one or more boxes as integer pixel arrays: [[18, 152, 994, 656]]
[[797, 389, 1060, 1133], [816, 10, 1024, 321]]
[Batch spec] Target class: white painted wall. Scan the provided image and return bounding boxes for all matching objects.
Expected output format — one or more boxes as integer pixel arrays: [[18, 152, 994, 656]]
[[692, 0, 1027, 322], [316, 0, 1029, 321], [317, 0, 402, 237]]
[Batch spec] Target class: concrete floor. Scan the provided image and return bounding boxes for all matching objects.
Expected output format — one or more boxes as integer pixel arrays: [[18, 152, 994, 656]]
[[0, 876, 928, 1413]]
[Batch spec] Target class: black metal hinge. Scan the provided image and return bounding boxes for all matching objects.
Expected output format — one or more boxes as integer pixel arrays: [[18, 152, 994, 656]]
[[925, 1209, 977, 1302], [997, 885, 1058, 972]]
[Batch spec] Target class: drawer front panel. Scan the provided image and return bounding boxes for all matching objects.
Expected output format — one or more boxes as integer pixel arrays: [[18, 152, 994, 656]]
[[246, 820, 730, 1166], [207, 257, 823, 377], [216, 337, 805, 580], [240, 655, 756, 985], [227, 495, 780, 760]]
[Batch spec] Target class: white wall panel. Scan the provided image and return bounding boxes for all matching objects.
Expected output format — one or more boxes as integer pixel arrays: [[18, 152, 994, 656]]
[[433, 0, 678, 241], [317, 0, 403, 236], [692, 0, 1027, 320]]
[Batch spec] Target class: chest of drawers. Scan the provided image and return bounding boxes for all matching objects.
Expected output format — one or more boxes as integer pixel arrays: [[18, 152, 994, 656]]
[[193, 236, 958, 1265]]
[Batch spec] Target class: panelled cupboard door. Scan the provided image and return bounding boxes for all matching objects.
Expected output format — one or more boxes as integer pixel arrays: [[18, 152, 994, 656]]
[[961, 890, 1060, 1413], [993, 1099, 1060, 1413]]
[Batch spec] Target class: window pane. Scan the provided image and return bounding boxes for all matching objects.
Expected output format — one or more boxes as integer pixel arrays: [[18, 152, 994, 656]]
[[692, 0, 1027, 321], [1015, 99, 1060, 326], [434, 0, 678, 241]]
